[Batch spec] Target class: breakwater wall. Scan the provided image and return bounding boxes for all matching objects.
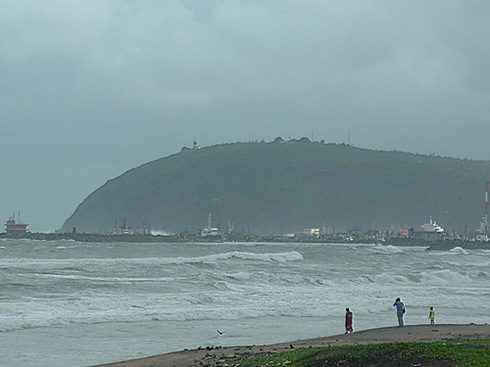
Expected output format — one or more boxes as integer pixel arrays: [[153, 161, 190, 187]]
[[1, 232, 489, 249]]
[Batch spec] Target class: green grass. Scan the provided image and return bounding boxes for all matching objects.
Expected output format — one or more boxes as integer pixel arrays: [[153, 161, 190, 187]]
[[238, 339, 490, 367]]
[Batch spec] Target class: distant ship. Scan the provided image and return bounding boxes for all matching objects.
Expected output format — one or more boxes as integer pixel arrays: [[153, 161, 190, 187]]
[[419, 217, 445, 234], [200, 214, 221, 239]]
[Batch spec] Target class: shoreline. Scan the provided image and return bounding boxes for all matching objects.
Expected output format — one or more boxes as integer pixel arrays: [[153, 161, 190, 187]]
[[88, 323, 490, 367]]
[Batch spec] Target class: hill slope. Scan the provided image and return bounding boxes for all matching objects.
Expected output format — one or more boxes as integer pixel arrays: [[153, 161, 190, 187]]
[[61, 140, 490, 234]]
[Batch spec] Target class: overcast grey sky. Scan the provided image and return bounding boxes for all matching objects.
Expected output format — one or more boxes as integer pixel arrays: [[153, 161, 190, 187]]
[[1, 0, 490, 232]]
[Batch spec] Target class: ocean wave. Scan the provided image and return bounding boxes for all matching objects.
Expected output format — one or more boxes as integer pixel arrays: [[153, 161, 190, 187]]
[[373, 273, 410, 283], [219, 251, 304, 263], [0, 251, 304, 268], [372, 268, 480, 284], [0, 294, 335, 334], [369, 245, 403, 254], [0, 297, 270, 333], [224, 272, 251, 280], [1, 242, 488, 339], [449, 246, 469, 255], [420, 269, 473, 283], [34, 273, 178, 283]]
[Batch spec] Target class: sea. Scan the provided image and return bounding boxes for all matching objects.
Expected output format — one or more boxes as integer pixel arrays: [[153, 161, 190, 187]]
[[0, 239, 489, 367]]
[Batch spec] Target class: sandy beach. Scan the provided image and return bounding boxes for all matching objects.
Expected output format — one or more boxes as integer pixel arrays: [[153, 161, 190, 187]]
[[90, 324, 489, 367]]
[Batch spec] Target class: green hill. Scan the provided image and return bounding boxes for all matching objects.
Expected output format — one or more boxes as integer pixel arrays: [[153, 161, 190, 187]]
[[61, 139, 490, 234]]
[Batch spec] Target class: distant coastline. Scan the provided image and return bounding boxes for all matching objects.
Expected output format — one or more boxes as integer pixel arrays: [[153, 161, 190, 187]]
[[0, 232, 207, 243], [1, 232, 489, 250]]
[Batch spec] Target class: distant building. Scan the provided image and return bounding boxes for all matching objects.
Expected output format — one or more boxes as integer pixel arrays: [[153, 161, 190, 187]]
[[396, 229, 410, 238], [476, 234, 489, 242], [304, 228, 320, 238], [5, 215, 28, 234]]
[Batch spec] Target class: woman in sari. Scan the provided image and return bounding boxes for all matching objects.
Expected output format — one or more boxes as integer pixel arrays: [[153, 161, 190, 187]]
[[345, 307, 353, 333]]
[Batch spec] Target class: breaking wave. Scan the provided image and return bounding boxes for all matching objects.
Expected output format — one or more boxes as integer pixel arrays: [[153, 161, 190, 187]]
[[0, 251, 304, 268], [369, 244, 403, 254]]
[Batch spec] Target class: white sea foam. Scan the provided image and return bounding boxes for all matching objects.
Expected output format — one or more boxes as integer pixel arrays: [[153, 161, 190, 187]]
[[373, 273, 411, 283], [449, 246, 469, 255], [0, 250, 303, 268], [420, 269, 474, 283], [0, 240, 489, 367], [369, 244, 403, 254]]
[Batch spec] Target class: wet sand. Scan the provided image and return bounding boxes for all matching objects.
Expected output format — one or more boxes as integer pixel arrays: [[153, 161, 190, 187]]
[[89, 324, 489, 367]]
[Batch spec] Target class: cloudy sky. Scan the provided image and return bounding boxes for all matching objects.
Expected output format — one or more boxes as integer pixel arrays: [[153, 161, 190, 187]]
[[1, 1, 490, 232]]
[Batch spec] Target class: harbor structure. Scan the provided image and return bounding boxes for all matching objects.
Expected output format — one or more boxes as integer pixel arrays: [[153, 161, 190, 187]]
[[5, 213, 28, 234]]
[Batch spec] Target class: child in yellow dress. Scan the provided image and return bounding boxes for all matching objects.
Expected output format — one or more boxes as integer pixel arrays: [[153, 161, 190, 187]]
[[428, 306, 435, 325]]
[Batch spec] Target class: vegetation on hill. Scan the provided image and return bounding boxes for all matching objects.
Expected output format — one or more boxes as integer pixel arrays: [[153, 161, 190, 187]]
[[61, 139, 490, 234]]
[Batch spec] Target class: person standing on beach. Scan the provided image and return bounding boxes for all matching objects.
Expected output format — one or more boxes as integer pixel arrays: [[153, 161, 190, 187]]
[[428, 306, 435, 325], [345, 307, 353, 333], [393, 297, 405, 327]]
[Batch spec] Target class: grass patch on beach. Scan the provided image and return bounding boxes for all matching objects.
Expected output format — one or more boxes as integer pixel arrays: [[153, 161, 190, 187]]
[[238, 339, 490, 367]]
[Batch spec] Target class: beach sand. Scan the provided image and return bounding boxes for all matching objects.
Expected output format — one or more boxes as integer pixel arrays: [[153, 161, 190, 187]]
[[89, 324, 489, 367]]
